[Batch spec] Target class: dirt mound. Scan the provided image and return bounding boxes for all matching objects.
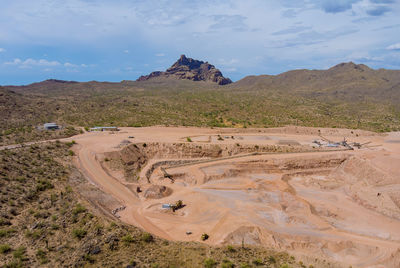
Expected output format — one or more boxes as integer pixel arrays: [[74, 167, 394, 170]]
[[223, 226, 263, 245], [144, 185, 172, 199], [329, 156, 400, 219], [333, 156, 392, 185]]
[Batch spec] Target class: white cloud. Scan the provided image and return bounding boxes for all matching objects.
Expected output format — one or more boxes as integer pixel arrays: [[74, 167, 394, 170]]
[[0, 48, 5, 53], [386, 43, 400, 50], [5, 58, 22, 65], [218, 58, 239, 66], [156, 53, 165, 57], [4, 58, 87, 69], [64, 62, 78, 67], [21, 58, 61, 67], [124, 50, 130, 54]]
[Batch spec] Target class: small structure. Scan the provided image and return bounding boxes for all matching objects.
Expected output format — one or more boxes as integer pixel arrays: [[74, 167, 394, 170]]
[[89, 126, 119, 132], [162, 204, 172, 209], [44, 123, 59, 130]]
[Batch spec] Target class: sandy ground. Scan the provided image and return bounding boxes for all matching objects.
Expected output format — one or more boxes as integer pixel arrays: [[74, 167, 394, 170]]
[[68, 126, 400, 267]]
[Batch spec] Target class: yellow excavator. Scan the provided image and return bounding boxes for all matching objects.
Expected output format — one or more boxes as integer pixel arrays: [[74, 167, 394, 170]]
[[171, 200, 183, 212]]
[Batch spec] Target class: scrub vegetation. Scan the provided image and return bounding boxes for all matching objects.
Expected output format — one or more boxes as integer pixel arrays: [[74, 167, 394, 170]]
[[2, 61, 400, 148]]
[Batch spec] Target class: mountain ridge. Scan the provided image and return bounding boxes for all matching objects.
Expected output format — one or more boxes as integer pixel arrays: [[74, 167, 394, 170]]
[[137, 54, 232, 85]]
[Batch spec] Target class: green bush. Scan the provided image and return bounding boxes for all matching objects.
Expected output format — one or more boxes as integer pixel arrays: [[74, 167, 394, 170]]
[[252, 259, 263, 266], [36, 249, 48, 264], [0, 244, 11, 254], [35, 179, 53, 192], [204, 258, 217, 268], [226, 245, 235, 252], [221, 259, 234, 268], [13, 247, 26, 259], [122, 234, 134, 244], [141, 232, 153, 242], [72, 203, 87, 215], [268, 256, 276, 264], [65, 140, 77, 148], [186, 137, 192, 142], [72, 228, 87, 239]]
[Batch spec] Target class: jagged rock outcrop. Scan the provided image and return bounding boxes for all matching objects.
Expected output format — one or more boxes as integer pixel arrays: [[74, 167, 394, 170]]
[[137, 55, 232, 85]]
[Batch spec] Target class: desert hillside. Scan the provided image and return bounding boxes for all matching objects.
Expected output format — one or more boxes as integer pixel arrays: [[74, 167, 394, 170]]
[[1, 60, 399, 147]]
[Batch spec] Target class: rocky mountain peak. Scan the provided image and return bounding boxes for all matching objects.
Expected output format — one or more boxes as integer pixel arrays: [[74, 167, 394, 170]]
[[137, 55, 232, 85], [330, 62, 371, 72]]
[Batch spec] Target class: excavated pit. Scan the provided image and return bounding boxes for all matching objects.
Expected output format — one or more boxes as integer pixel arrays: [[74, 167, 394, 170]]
[[90, 133, 400, 267]]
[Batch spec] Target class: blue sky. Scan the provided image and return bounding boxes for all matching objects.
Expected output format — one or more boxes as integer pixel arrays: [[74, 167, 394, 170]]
[[0, 0, 399, 85]]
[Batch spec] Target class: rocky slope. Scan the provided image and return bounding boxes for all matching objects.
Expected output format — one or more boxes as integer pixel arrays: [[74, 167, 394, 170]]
[[137, 55, 232, 85], [232, 62, 400, 104]]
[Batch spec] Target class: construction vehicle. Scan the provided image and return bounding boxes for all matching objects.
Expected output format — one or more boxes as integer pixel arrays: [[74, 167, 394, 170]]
[[171, 200, 184, 212], [349, 141, 372, 149], [318, 135, 373, 150], [161, 167, 174, 183]]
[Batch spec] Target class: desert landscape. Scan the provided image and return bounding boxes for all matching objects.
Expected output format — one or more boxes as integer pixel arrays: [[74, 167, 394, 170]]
[[2, 55, 400, 267], [66, 126, 400, 267], [2, 2, 400, 266]]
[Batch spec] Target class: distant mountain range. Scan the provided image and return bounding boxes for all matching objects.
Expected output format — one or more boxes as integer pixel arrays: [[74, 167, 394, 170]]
[[233, 61, 400, 104], [1, 56, 399, 133]]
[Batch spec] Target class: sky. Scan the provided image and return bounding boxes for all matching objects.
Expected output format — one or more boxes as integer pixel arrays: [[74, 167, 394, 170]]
[[0, 0, 399, 85]]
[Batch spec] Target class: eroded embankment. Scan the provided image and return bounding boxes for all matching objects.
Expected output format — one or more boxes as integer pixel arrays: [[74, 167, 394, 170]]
[[184, 154, 400, 267], [94, 139, 400, 267], [104, 142, 316, 181]]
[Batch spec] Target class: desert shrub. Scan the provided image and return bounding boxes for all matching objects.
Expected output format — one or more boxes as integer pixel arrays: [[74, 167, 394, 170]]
[[226, 245, 235, 252], [186, 137, 192, 142], [252, 259, 263, 266], [221, 259, 234, 268], [0, 244, 11, 254], [65, 141, 76, 147], [36, 249, 48, 264], [72, 203, 87, 215], [83, 253, 96, 263], [13, 246, 26, 260], [204, 258, 217, 268], [25, 230, 42, 240], [141, 232, 153, 242], [36, 179, 53, 192], [268, 256, 277, 264], [122, 234, 134, 244], [0, 228, 16, 238], [72, 228, 87, 239]]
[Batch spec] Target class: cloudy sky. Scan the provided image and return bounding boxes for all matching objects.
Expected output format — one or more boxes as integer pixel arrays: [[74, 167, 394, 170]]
[[0, 0, 399, 85]]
